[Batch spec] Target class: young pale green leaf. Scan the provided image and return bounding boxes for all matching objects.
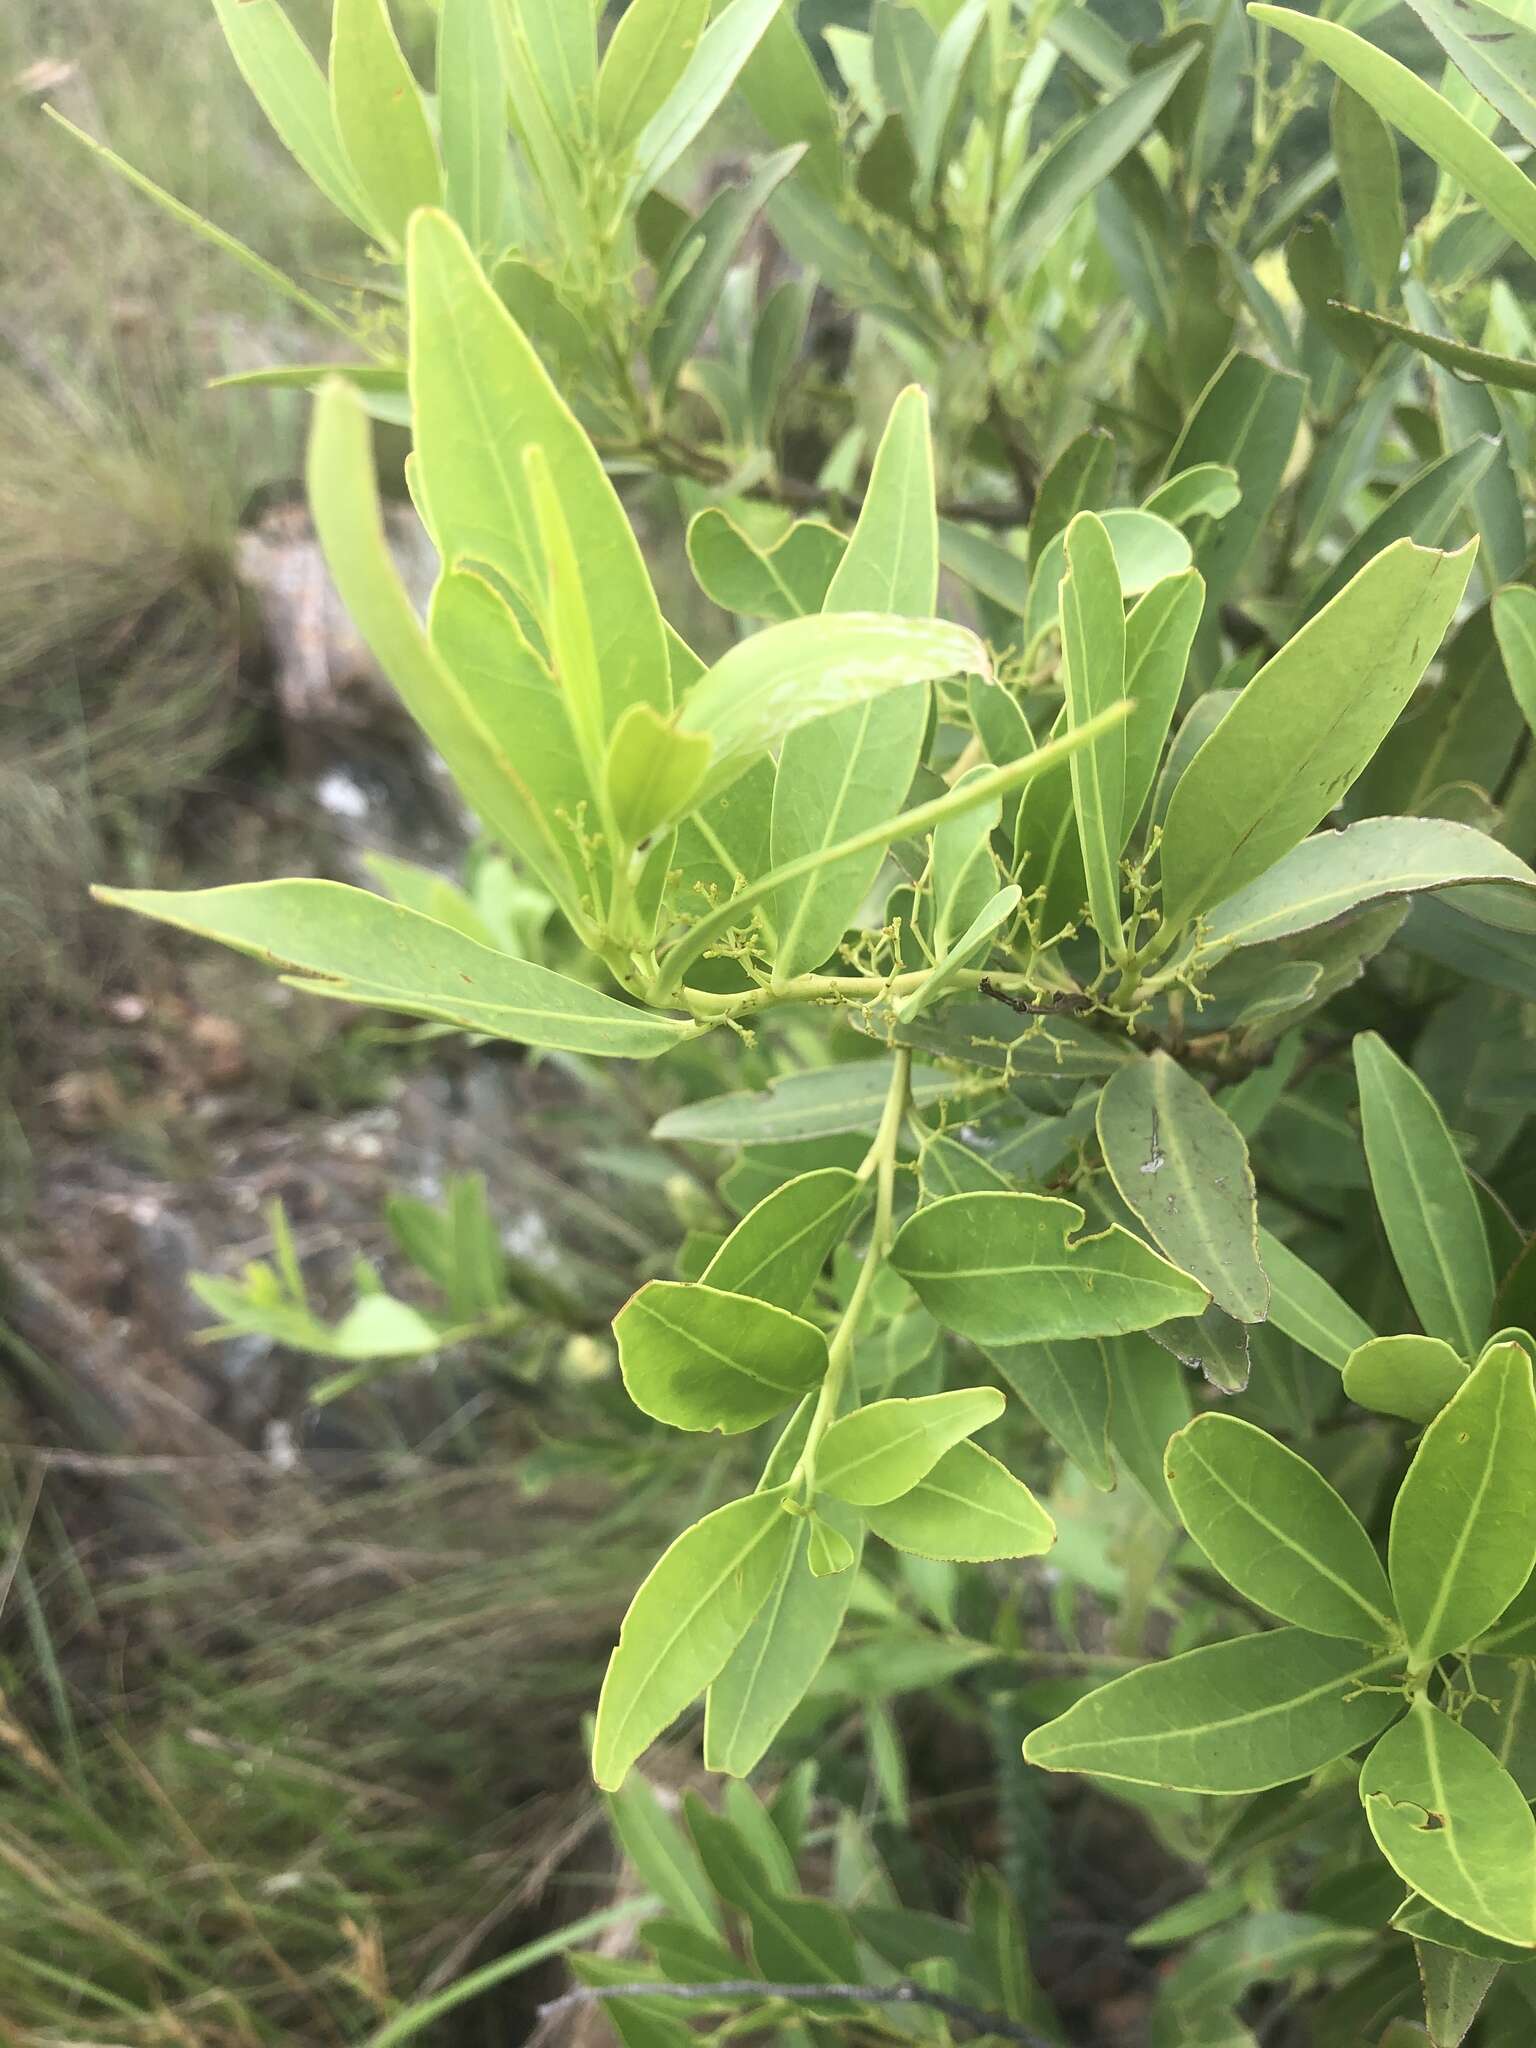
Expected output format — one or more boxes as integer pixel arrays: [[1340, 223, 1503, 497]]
[[1030, 427, 1114, 561], [524, 443, 606, 787], [329, 0, 442, 249], [437, 0, 506, 252], [1024, 1631, 1405, 1792], [603, 705, 712, 848], [988, 1337, 1114, 1490], [209, 0, 376, 234], [93, 880, 692, 1056], [1159, 540, 1476, 931], [605, 1775, 721, 1936], [1342, 1335, 1469, 1425], [824, 385, 938, 614], [703, 1169, 862, 1313], [686, 512, 845, 622], [1257, 1228, 1375, 1369], [615, 1281, 829, 1433], [1163, 352, 1305, 607], [1199, 820, 1536, 958], [1355, 1032, 1494, 1357], [1059, 512, 1126, 951], [818, 1388, 1006, 1507], [628, 0, 789, 198], [681, 613, 984, 803], [598, 0, 712, 153], [1331, 82, 1404, 297], [1165, 1414, 1397, 1641], [1403, 0, 1536, 151], [1361, 1699, 1536, 1948], [892, 1192, 1209, 1344], [807, 1514, 857, 1578], [1253, 8, 1536, 265], [1389, 1342, 1536, 1669], [509, 0, 596, 143], [865, 1441, 1055, 1561], [1024, 510, 1191, 653], [1098, 1053, 1269, 1322], [1492, 585, 1536, 738], [703, 1507, 860, 1775], [1142, 466, 1242, 528], [892, 885, 1021, 1024], [1120, 570, 1206, 846], [593, 1489, 796, 1790], [408, 211, 671, 734]]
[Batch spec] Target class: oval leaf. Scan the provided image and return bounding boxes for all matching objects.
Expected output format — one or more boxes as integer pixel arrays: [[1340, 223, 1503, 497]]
[[615, 1281, 829, 1433], [864, 1441, 1055, 1560], [818, 1388, 1006, 1507], [1342, 1334, 1469, 1425], [703, 1169, 863, 1312]]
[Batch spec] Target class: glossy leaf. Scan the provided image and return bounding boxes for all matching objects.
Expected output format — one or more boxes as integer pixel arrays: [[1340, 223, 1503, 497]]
[[1159, 540, 1476, 931], [1389, 1341, 1536, 1668], [1355, 1031, 1495, 1357], [1024, 1631, 1404, 1792], [703, 1169, 862, 1312], [615, 1281, 828, 1433], [94, 880, 692, 1055], [593, 1489, 796, 1790], [1361, 1699, 1536, 1948], [865, 1441, 1055, 1560], [1098, 1053, 1268, 1321], [826, 386, 938, 614], [329, 0, 442, 249], [1060, 512, 1127, 951], [818, 1388, 1006, 1506], [1165, 1414, 1397, 1641], [1342, 1334, 1469, 1425], [892, 1191, 1209, 1344]]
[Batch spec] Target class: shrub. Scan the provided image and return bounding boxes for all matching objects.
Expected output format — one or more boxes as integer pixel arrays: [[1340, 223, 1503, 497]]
[[74, 0, 1536, 2039]]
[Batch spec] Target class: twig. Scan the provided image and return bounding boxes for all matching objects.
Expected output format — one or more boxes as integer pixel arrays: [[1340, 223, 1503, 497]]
[[538, 1976, 1055, 2047]]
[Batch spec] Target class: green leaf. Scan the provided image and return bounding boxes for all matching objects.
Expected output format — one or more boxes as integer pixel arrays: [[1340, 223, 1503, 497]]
[[329, 0, 442, 249], [1121, 571, 1206, 846], [1355, 1032, 1495, 1356], [1161, 1912, 1372, 2025], [687, 511, 845, 621], [1097, 1053, 1269, 1322], [819, 1389, 1006, 1507], [1301, 442, 1495, 623], [1416, 1939, 1501, 2047], [1331, 82, 1404, 297], [1200, 820, 1536, 957], [988, 1338, 1114, 1490], [93, 880, 692, 1056], [1142, 465, 1242, 528], [825, 386, 938, 615], [615, 1281, 828, 1433], [807, 1515, 857, 1577], [1030, 428, 1113, 560], [1492, 585, 1536, 739], [598, 0, 711, 153], [704, 1508, 861, 1774], [1162, 351, 1305, 606], [703, 1169, 862, 1312], [893, 885, 1021, 1024], [508, 0, 595, 144], [1252, 8, 1536, 266], [1165, 1414, 1397, 1641], [1024, 510, 1191, 653], [1023, 1631, 1405, 1792], [865, 1441, 1055, 1561], [928, 767, 1004, 960], [1059, 512, 1127, 952], [1403, 0, 1536, 151], [1329, 303, 1536, 398], [593, 1490, 796, 1789], [408, 211, 670, 736], [437, 0, 505, 252], [1394, 1894, 1533, 1963], [893, 1191, 1209, 1344], [734, 9, 843, 200], [1343, 1335, 1469, 1425], [1361, 1699, 1536, 1948], [1389, 1341, 1536, 1668], [655, 1059, 970, 1145], [682, 613, 984, 803], [209, 0, 375, 234], [604, 705, 712, 847], [1159, 540, 1476, 931], [629, 0, 790, 198], [606, 1775, 721, 1936], [1257, 1228, 1375, 1369]]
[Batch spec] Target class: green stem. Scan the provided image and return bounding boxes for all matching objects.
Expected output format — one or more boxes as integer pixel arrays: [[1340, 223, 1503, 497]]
[[790, 1050, 912, 1496]]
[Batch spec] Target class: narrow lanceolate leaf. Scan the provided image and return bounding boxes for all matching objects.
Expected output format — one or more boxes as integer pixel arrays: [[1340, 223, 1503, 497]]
[[824, 386, 938, 614], [593, 1490, 796, 1790], [1121, 570, 1205, 847], [437, 0, 506, 251], [598, 0, 712, 153], [603, 704, 712, 847], [703, 1170, 862, 1313], [1163, 352, 1305, 609], [1328, 304, 1536, 397], [1098, 1054, 1268, 1322], [1389, 1343, 1536, 1669], [1492, 585, 1536, 739], [893, 1192, 1208, 1343], [1331, 82, 1403, 297], [615, 1282, 829, 1434], [1403, 0, 1536, 151], [1059, 513, 1127, 951], [704, 1507, 860, 1776], [1362, 1699, 1536, 1948], [92, 881, 693, 1056], [1200, 820, 1536, 957], [329, 0, 442, 249], [408, 211, 670, 733], [1342, 1334, 1468, 1425], [1257, 1228, 1376, 1370], [210, 0, 375, 233], [1355, 1032, 1494, 1357], [1026, 1631, 1404, 1792], [1159, 540, 1476, 931], [1165, 1415, 1397, 1642], [988, 1338, 1114, 1490], [864, 1442, 1055, 1561], [1252, 8, 1536, 266], [627, 0, 790, 198], [680, 614, 987, 803], [818, 1389, 1006, 1507]]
